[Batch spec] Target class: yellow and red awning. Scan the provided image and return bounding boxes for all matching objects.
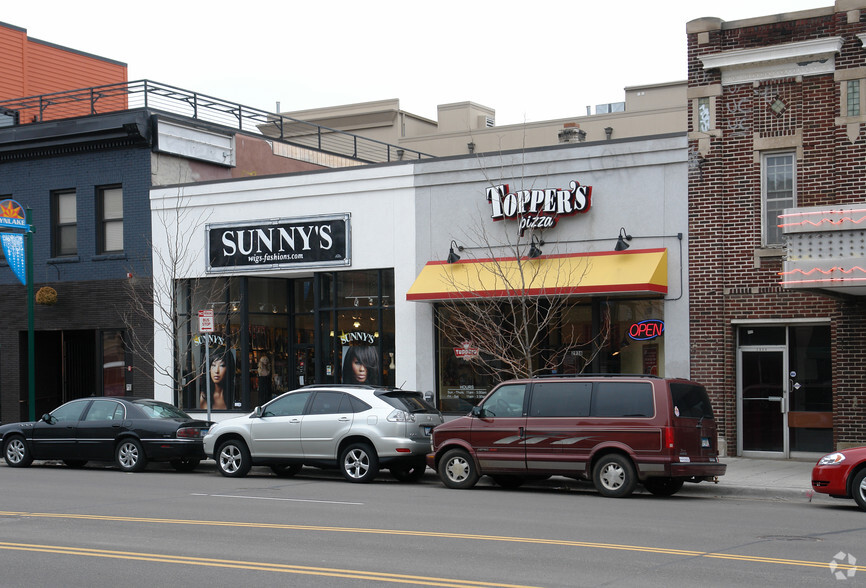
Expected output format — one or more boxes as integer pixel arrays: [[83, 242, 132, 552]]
[[406, 248, 668, 302]]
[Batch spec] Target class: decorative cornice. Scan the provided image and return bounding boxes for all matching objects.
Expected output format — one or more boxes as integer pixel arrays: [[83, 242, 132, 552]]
[[699, 37, 843, 86]]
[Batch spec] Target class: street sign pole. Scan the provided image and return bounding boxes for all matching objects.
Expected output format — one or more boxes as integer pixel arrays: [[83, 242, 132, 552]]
[[205, 343, 211, 421], [26, 208, 35, 421], [198, 309, 215, 421]]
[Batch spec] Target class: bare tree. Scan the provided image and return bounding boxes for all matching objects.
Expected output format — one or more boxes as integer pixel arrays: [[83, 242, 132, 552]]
[[122, 189, 226, 405], [438, 227, 610, 380], [437, 145, 610, 380]]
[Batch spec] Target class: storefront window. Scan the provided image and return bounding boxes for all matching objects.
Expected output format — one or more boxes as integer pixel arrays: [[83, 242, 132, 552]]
[[177, 277, 241, 411], [294, 278, 314, 313], [437, 306, 499, 412], [318, 270, 394, 389], [177, 271, 395, 412], [434, 297, 665, 412], [102, 330, 126, 397], [248, 279, 289, 406], [603, 300, 665, 376]]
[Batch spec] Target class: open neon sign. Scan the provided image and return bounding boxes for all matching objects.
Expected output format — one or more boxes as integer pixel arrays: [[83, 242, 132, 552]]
[[628, 319, 664, 341]]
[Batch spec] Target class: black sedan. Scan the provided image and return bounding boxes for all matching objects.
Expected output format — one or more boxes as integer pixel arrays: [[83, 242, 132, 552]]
[[0, 397, 212, 472]]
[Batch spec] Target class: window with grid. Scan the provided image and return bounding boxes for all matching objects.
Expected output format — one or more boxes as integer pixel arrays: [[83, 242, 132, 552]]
[[847, 80, 860, 116], [98, 186, 123, 253], [52, 189, 77, 257], [762, 153, 795, 246]]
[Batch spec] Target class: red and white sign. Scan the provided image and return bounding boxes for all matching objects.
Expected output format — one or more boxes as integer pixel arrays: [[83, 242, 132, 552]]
[[198, 310, 215, 333], [454, 341, 480, 360], [486, 179, 592, 235]]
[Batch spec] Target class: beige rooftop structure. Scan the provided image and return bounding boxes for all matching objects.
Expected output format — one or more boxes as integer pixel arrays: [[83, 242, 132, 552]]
[[271, 81, 686, 157]]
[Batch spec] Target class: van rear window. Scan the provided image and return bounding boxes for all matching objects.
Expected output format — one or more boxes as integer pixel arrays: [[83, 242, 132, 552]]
[[669, 383, 714, 419], [591, 382, 654, 417]]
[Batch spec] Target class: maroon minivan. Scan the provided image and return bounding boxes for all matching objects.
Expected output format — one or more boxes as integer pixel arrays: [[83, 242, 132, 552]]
[[427, 374, 726, 497]]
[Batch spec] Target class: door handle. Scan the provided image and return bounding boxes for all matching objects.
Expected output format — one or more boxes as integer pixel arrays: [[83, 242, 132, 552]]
[[338, 417, 350, 422], [518, 426, 525, 439]]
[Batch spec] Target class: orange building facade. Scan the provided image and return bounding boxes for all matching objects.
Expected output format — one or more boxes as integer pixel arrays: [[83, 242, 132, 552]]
[[0, 21, 127, 121]]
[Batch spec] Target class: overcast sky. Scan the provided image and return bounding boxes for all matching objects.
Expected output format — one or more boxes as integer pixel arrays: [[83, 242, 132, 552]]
[[4, 1, 826, 125]]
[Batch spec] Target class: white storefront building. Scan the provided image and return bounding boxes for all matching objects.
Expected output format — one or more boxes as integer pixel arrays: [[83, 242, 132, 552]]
[[149, 135, 689, 419]]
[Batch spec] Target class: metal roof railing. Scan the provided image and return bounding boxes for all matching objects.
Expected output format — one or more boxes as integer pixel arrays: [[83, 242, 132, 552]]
[[0, 80, 432, 164]]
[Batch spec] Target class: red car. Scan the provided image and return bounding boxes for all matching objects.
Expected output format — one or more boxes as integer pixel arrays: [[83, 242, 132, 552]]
[[811, 446, 866, 512]]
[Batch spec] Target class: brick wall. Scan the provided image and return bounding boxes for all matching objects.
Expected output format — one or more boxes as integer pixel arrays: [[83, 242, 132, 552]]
[[0, 145, 154, 421], [688, 6, 866, 453], [0, 21, 127, 117]]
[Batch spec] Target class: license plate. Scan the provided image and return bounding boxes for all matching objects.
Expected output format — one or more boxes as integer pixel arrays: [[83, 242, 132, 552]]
[[701, 437, 710, 448], [423, 426, 432, 435]]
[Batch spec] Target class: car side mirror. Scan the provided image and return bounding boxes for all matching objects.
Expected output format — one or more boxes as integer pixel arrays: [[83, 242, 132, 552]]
[[41, 413, 55, 424], [252, 406, 263, 418], [471, 405, 485, 418]]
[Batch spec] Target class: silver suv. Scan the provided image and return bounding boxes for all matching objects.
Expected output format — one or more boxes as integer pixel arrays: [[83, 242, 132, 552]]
[[203, 384, 443, 483]]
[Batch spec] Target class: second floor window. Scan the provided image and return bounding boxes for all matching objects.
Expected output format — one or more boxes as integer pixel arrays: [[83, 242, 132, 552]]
[[52, 189, 77, 257], [98, 186, 124, 253], [848, 80, 861, 116], [762, 153, 795, 247]]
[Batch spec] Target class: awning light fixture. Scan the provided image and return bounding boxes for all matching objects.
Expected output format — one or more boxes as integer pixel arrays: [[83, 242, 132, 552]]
[[447, 240, 462, 264], [615, 227, 632, 251], [528, 234, 544, 259]]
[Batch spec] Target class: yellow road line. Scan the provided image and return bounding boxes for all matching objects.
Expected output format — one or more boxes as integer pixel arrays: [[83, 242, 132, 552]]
[[0, 511, 861, 573], [0, 541, 538, 587]]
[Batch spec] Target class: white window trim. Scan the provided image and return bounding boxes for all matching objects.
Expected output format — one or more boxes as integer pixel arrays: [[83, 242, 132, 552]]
[[761, 151, 796, 248]]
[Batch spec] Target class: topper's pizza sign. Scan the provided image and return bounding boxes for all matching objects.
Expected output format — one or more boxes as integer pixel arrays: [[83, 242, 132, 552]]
[[486, 180, 591, 235]]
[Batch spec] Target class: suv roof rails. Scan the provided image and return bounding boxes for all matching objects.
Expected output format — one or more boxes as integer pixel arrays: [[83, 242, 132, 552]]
[[299, 383, 375, 389], [299, 384, 408, 391], [531, 373, 661, 379]]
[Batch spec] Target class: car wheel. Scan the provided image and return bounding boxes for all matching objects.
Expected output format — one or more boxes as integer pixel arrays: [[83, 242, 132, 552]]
[[3, 436, 33, 468], [491, 475, 526, 489], [63, 460, 88, 469], [852, 469, 866, 512], [438, 448, 479, 489], [216, 439, 252, 478], [270, 464, 303, 478], [390, 458, 427, 483], [339, 443, 379, 483], [643, 477, 685, 497], [592, 454, 637, 498], [170, 458, 201, 472], [115, 438, 148, 472]]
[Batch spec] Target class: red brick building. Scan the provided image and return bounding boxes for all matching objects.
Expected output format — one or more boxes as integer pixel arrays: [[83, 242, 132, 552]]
[[688, 1, 866, 458]]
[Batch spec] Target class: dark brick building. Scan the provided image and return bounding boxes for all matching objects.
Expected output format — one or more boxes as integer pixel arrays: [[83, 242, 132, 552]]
[[0, 104, 334, 422], [687, 1, 866, 457]]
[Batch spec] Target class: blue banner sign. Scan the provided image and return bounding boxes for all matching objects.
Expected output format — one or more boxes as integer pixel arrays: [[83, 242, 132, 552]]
[[1, 233, 26, 284]]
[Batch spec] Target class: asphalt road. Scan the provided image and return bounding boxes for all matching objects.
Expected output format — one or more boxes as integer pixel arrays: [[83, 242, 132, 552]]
[[0, 461, 863, 587]]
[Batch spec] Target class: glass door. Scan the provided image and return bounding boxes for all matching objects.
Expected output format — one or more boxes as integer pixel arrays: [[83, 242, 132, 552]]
[[738, 346, 787, 456]]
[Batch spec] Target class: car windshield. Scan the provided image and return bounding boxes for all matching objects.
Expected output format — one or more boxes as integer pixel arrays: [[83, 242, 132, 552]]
[[134, 400, 192, 419], [379, 391, 437, 413]]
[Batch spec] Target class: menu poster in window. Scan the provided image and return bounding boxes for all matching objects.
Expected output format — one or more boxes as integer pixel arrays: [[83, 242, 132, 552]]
[[643, 344, 658, 376]]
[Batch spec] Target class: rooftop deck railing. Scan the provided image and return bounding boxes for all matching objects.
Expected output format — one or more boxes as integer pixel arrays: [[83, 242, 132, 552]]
[[0, 80, 431, 164]]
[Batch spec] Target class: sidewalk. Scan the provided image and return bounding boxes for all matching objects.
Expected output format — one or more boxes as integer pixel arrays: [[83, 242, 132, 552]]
[[676, 456, 826, 501]]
